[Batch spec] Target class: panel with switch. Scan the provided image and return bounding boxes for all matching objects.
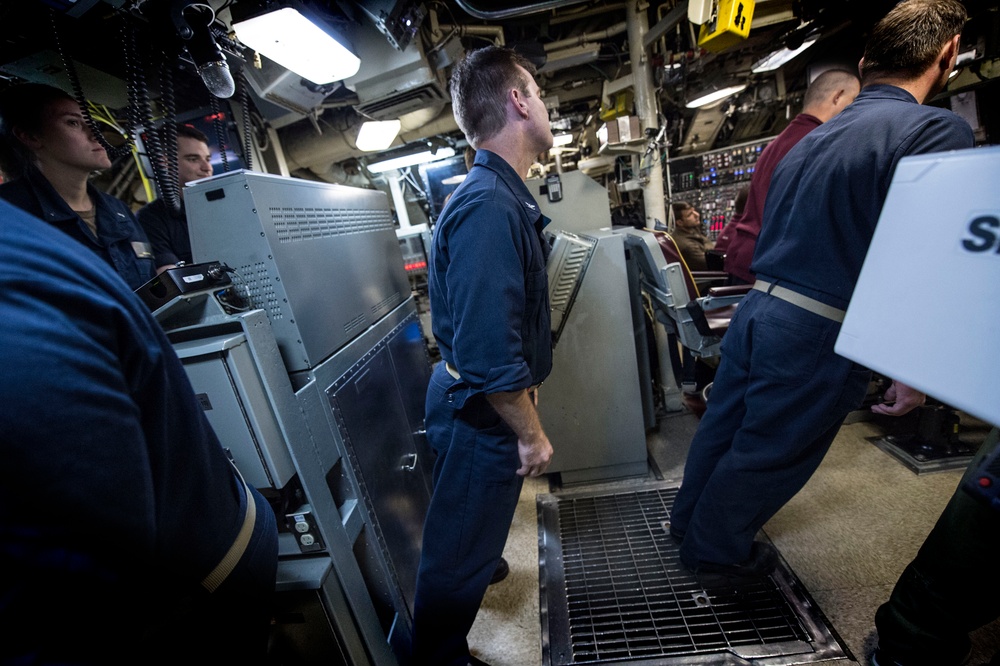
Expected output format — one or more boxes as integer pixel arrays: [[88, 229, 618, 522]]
[[668, 136, 773, 239]]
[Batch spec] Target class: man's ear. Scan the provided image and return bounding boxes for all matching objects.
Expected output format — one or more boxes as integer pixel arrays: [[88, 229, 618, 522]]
[[940, 34, 961, 72], [510, 87, 530, 119]]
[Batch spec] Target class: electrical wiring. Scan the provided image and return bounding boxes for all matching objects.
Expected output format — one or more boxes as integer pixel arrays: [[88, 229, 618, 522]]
[[84, 101, 156, 203], [50, 9, 132, 159], [403, 168, 428, 200]]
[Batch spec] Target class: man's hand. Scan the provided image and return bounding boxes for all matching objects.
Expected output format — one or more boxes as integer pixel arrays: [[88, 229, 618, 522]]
[[517, 435, 553, 477], [871, 380, 926, 416], [487, 388, 553, 478]]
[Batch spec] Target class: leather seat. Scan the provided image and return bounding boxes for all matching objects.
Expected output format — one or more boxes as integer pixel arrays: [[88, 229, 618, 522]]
[[650, 230, 749, 343]]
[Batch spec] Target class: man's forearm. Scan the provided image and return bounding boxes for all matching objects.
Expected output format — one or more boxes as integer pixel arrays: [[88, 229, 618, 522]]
[[486, 389, 543, 441], [487, 388, 553, 477]]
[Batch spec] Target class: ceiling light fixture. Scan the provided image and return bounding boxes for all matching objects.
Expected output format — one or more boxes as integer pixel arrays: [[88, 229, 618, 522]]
[[685, 83, 747, 109], [367, 146, 456, 173], [232, 7, 360, 84], [356, 120, 402, 151], [552, 133, 574, 147], [752, 38, 818, 73]]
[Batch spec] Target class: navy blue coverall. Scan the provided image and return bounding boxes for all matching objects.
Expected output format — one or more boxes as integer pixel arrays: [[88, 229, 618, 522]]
[[412, 149, 552, 666], [0, 165, 155, 290], [669, 84, 974, 570]]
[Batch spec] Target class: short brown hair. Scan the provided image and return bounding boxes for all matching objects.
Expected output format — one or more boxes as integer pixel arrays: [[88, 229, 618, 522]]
[[176, 123, 209, 146], [450, 46, 537, 148], [860, 0, 966, 83], [671, 201, 693, 219]]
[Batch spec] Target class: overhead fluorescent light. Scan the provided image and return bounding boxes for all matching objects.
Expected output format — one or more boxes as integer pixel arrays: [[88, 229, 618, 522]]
[[552, 133, 574, 147], [538, 44, 600, 74], [357, 120, 402, 151], [752, 38, 818, 73], [957, 49, 977, 65], [368, 147, 456, 173], [233, 7, 360, 84], [686, 83, 747, 109]]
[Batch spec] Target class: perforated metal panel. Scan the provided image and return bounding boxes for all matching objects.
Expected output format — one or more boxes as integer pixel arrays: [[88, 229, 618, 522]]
[[270, 207, 394, 242], [233, 261, 283, 320], [538, 484, 850, 665], [186, 171, 409, 372]]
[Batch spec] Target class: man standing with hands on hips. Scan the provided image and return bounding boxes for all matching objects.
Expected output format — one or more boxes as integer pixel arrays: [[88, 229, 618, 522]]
[[411, 46, 556, 666]]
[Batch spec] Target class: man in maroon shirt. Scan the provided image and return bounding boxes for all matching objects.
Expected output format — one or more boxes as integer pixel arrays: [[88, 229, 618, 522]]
[[716, 69, 860, 284]]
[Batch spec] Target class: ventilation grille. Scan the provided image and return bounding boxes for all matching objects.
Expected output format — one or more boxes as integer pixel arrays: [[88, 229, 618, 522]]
[[235, 261, 282, 320], [271, 207, 393, 243], [550, 242, 592, 312], [547, 233, 595, 344], [538, 484, 849, 665], [344, 313, 366, 335], [354, 82, 448, 120], [372, 291, 402, 318]]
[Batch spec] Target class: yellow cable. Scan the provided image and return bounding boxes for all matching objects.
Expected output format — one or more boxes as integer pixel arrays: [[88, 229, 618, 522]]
[[82, 101, 152, 202], [132, 147, 155, 203]]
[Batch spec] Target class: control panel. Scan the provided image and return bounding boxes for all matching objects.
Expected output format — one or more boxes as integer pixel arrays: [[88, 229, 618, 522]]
[[398, 234, 429, 276], [668, 137, 774, 238], [134, 261, 233, 312]]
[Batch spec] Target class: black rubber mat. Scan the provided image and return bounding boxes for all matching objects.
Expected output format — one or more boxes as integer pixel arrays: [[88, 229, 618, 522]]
[[537, 483, 850, 665]]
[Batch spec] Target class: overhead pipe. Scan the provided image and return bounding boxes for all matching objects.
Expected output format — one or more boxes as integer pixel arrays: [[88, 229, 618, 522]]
[[544, 21, 628, 52], [626, 1, 668, 230], [453, 0, 592, 20], [428, 10, 506, 46], [549, 3, 626, 24]]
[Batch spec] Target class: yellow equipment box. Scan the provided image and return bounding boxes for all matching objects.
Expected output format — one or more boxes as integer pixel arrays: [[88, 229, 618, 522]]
[[698, 0, 755, 53]]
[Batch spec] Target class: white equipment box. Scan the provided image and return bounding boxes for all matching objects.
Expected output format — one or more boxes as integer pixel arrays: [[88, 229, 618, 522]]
[[835, 145, 1000, 427]]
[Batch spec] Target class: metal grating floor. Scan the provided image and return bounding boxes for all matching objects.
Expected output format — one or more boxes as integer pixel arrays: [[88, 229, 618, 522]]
[[538, 483, 850, 665]]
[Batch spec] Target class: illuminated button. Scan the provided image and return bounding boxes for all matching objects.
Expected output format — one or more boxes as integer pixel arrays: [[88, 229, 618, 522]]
[[979, 477, 992, 488]]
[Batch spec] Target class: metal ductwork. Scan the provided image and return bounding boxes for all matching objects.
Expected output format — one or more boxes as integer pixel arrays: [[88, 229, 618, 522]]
[[344, 19, 449, 121]]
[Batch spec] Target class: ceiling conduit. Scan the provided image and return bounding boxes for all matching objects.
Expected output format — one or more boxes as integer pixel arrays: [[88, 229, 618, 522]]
[[453, 0, 594, 20], [544, 21, 628, 51]]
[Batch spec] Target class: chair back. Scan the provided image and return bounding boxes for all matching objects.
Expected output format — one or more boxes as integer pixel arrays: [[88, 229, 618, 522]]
[[651, 231, 699, 300]]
